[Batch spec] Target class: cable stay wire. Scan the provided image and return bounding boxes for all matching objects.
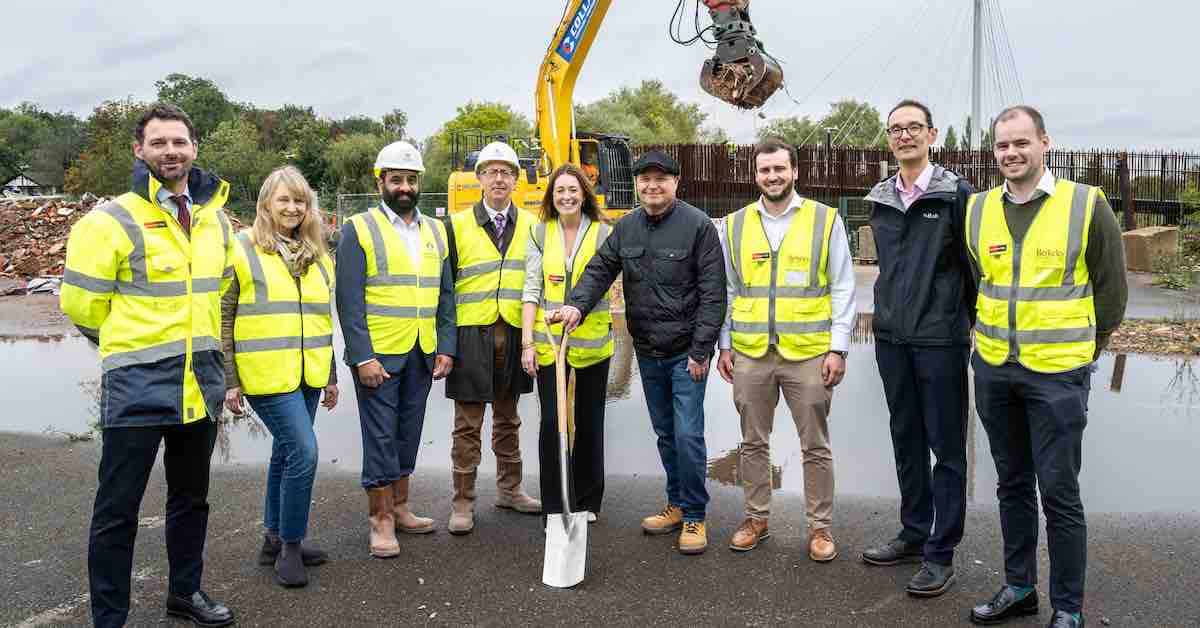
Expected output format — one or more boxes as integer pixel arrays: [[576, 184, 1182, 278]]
[[833, 0, 941, 147], [990, 0, 1025, 103]]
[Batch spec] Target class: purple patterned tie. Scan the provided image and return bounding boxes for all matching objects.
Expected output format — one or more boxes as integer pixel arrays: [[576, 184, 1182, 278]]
[[493, 212, 506, 236]]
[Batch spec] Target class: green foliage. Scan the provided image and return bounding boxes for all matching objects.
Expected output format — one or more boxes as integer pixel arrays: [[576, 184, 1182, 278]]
[[758, 99, 887, 148], [1180, 184, 1200, 216], [64, 99, 144, 196], [1153, 254, 1195, 291], [422, 101, 534, 194], [154, 73, 239, 140], [574, 80, 706, 145], [943, 125, 959, 150], [698, 125, 731, 143], [324, 133, 392, 194], [198, 117, 285, 214], [335, 116, 387, 137]]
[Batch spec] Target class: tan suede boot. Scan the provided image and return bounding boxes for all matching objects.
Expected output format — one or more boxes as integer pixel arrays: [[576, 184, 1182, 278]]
[[392, 477, 434, 534], [495, 460, 542, 514], [367, 488, 399, 558], [448, 470, 477, 535]]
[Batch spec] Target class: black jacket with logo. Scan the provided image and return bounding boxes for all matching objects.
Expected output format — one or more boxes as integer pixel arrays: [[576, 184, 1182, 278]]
[[568, 200, 726, 362], [865, 165, 977, 346]]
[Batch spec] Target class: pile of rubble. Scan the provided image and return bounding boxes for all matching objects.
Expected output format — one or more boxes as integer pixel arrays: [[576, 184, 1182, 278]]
[[0, 194, 245, 282]]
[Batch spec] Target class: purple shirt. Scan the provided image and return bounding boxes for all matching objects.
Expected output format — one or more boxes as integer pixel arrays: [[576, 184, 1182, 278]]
[[895, 163, 934, 210]]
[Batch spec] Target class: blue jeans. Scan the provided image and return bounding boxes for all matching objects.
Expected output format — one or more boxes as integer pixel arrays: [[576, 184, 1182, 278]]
[[636, 352, 709, 522], [247, 386, 321, 543]]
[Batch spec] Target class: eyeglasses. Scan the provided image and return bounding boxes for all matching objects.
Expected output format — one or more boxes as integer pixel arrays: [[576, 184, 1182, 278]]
[[886, 123, 928, 138], [479, 168, 516, 179]]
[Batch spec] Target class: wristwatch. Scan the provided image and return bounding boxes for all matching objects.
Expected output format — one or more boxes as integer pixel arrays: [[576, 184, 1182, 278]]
[[831, 350, 848, 358]]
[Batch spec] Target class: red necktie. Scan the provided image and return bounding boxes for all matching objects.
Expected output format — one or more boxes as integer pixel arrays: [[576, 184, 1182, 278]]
[[172, 195, 191, 236]]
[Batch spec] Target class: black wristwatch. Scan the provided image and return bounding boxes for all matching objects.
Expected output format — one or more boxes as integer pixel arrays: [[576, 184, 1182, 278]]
[[831, 350, 848, 358]]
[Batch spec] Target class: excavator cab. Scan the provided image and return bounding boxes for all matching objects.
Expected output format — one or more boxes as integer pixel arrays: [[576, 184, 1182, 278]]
[[698, 1, 784, 109], [571, 134, 635, 219], [448, 131, 547, 214]]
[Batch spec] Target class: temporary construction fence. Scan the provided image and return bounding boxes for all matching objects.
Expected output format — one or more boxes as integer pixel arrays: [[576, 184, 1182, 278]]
[[333, 193, 450, 226]]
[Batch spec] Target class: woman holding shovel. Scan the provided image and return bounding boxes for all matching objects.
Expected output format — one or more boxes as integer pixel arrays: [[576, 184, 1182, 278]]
[[520, 164, 613, 522]]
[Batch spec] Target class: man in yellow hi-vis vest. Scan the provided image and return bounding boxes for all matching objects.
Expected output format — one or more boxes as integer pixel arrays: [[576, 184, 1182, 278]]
[[715, 139, 856, 563], [335, 142, 456, 558], [965, 106, 1126, 628], [60, 104, 235, 628], [443, 141, 541, 534]]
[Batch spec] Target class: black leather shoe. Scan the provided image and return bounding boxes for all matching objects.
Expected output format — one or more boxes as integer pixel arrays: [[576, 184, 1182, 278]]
[[1047, 610, 1084, 628], [274, 542, 309, 588], [165, 590, 235, 627], [258, 534, 328, 566], [861, 537, 924, 566], [905, 561, 955, 597], [970, 586, 1039, 625]]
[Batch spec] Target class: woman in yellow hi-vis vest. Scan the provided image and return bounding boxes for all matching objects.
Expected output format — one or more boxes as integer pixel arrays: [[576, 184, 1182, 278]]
[[221, 166, 339, 588], [520, 164, 613, 521]]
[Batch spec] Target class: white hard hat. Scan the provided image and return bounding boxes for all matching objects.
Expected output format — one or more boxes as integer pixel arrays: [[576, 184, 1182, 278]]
[[475, 141, 520, 174], [374, 141, 424, 177]]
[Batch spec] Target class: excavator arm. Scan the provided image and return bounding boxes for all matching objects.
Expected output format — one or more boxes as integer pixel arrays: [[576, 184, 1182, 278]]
[[535, 0, 783, 171]]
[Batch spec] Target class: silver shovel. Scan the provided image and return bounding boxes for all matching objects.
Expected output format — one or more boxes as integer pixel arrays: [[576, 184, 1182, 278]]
[[542, 332, 589, 588]]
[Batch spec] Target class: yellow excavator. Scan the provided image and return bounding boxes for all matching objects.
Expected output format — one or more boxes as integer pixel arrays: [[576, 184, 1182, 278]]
[[446, 0, 783, 217]]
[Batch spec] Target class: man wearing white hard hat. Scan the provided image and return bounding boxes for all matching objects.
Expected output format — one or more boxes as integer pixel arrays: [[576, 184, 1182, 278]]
[[335, 141, 457, 557], [441, 140, 542, 535]]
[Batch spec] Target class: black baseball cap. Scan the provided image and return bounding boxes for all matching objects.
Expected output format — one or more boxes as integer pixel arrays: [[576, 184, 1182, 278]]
[[631, 150, 680, 176]]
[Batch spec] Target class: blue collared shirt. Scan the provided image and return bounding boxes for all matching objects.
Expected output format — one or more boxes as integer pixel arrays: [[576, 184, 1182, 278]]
[[154, 185, 193, 228]]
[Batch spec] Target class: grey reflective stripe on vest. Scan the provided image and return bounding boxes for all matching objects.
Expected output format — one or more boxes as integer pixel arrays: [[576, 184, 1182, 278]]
[[238, 233, 271, 307], [978, 282, 1093, 302], [365, 304, 424, 318], [533, 222, 547, 249], [968, 192, 988, 261], [738, 285, 830, 299], [63, 269, 115, 294], [234, 334, 330, 353], [809, 204, 828, 288], [363, 210, 393, 277], [314, 259, 331, 288], [730, 320, 832, 334], [728, 208, 747, 285], [459, 260, 503, 279], [532, 329, 613, 349], [235, 232, 330, 316], [1063, 184, 1091, 287], [214, 208, 231, 253], [361, 209, 442, 286], [502, 259, 526, 272], [429, 221, 447, 259], [456, 288, 523, 305], [365, 274, 441, 288], [975, 320, 1095, 345], [192, 278, 222, 293], [96, 202, 149, 287], [100, 335, 221, 372], [240, 301, 329, 316]]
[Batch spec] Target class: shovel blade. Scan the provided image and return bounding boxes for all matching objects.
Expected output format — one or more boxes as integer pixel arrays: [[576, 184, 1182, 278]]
[[542, 512, 589, 588]]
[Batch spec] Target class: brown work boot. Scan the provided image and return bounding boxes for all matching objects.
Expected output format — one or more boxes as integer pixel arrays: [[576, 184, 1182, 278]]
[[678, 521, 708, 555], [366, 488, 399, 558], [729, 517, 770, 552], [448, 470, 476, 535], [495, 460, 542, 513], [641, 504, 684, 535], [392, 477, 434, 534], [809, 527, 838, 562]]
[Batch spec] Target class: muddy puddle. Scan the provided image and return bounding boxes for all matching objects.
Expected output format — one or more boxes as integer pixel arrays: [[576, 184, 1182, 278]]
[[4, 314, 1200, 513]]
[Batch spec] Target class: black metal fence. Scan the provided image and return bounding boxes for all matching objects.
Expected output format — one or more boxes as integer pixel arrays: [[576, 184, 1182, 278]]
[[639, 144, 1200, 227]]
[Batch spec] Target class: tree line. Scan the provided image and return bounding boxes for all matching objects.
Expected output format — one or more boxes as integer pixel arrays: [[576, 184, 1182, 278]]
[[3, 73, 955, 213]]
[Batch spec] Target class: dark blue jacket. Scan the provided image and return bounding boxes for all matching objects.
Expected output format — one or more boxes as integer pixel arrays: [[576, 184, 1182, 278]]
[[865, 165, 977, 346]]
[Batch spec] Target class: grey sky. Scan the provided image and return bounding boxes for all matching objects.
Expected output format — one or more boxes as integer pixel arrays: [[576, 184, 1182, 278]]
[[2, 0, 1193, 150]]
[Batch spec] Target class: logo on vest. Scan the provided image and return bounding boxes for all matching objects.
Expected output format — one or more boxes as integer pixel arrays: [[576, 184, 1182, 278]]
[[143, 221, 168, 229], [548, 274, 565, 283], [922, 211, 940, 220], [1036, 248, 1066, 259], [987, 243, 1008, 256], [751, 252, 771, 262], [784, 253, 810, 268]]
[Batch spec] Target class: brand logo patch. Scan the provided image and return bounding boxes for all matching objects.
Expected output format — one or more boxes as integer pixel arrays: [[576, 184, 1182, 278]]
[[548, 274, 565, 283], [987, 244, 1008, 256], [556, 0, 599, 62], [1037, 248, 1065, 258], [751, 252, 771, 261], [922, 212, 940, 220], [143, 221, 168, 229]]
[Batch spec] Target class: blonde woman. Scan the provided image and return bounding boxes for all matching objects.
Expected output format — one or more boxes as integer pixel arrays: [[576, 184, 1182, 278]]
[[221, 166, 338, 588]]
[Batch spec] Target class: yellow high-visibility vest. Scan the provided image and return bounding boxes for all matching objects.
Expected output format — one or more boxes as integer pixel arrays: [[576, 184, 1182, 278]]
[[450, 206, 535, 327], [60, 175, 234, 424], [726, 200, 834, 361], [966, 178, 1099, 373], [230, 232, 333, 395], [531, 219, 613, 368], [348, 208, 448, 355]]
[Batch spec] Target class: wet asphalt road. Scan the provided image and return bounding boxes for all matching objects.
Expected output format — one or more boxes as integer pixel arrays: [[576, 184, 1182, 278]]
[[2, 432, 1198, 627]]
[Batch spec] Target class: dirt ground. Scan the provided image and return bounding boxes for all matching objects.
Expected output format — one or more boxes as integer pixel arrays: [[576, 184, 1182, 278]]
[[0, 279, 71, 338]]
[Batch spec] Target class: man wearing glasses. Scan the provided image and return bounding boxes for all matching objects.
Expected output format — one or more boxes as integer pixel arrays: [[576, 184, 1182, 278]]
[[861, 100, 977, 598], [442, 141, 542, 535]]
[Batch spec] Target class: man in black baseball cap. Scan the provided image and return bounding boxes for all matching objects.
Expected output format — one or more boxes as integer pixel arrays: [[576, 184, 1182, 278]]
[[549, 147, 726, 556], [631, 150, 681, 176]]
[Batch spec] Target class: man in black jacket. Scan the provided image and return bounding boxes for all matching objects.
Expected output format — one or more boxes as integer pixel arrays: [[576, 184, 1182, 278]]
[[860, 100, 977, 598], [553, 150, 726, 555]]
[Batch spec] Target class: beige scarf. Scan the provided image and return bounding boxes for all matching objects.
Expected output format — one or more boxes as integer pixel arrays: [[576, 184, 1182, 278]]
[[275, 234, 315, 277]]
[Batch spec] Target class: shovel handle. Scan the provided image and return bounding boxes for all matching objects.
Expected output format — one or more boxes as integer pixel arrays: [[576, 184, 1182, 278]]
[[546, 331, 570, 435]]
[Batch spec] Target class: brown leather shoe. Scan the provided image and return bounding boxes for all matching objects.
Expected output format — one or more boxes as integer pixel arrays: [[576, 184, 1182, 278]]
[[392, 477, 434, 534], [677, 521, 708, 555], [448, 471, 476, 535], [809, 527, 837, 562], [496, 490, 542, 514], [729, 517, 770, 552], [366, 488, 400, 558]]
